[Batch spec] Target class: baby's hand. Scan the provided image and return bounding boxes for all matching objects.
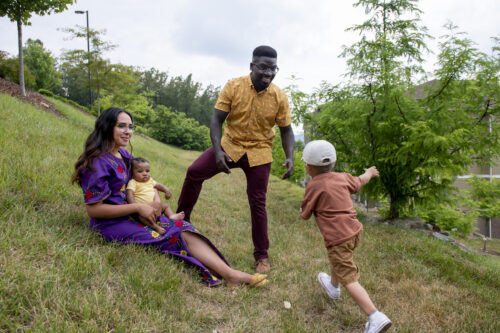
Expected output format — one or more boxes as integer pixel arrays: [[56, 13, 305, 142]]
[[164, 189, 172, 200]]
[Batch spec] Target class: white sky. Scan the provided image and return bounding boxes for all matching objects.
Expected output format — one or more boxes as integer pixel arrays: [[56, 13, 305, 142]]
[[1, 0, 499, 104]]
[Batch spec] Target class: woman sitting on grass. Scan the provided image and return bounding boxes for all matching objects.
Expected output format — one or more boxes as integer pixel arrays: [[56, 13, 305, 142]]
[[71, 107, 268, 288]]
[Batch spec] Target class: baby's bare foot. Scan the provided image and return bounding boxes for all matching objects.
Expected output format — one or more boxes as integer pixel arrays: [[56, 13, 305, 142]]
[[169, 211, 185, 221]]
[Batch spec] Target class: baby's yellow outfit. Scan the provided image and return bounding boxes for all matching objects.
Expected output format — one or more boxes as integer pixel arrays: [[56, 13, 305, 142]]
[[128, 178, 157, 204]]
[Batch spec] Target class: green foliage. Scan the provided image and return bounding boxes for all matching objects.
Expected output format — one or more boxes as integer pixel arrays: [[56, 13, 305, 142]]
[[139, 67, 168, 94], [150, 73, 219, 127], [58, 33, 213, 150], [466, 176, 500, 218], [23, 39, 61, 90], [271, 129, 306, 185], [0, 51, 35, 87], [417, 202, 478, 236], [149, 105, 210, 151], [292, 0, 500, 219], [0, 51, 17, 80], [59, 25, 117, 110], [295, 139, 304, 152], [0, 0, 74, 25], [38, 89, 89, 112], [37, 88, 54, 97], [0, 0, 74, 95], [283, 75, 316, 126]]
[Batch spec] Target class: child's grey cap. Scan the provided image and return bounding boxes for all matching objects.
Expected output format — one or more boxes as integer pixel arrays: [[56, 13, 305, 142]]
[[302, 140, 336, 166]]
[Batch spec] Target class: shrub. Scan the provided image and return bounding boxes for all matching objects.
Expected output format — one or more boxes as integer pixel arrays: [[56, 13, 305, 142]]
[[38, 89, 54, 97], [149, 105, 210, 151], [417, 203, 478, 236], [38, 89, 89, 112]]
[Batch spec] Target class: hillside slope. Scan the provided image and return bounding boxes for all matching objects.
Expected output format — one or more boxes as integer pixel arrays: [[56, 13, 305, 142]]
[[0, 93, 499, 332]]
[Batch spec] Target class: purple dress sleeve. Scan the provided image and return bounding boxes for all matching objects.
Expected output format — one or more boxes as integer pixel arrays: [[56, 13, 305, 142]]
[[79, 149, 130, 206], [80, 157, 112, 204]]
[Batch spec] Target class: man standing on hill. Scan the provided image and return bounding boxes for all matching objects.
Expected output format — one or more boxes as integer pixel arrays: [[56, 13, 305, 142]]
[[177, 45, 295, 273]]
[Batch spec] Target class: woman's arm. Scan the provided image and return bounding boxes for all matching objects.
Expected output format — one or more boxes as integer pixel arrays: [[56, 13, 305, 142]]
[[126, 189, 136, 204], [86, 201, 156, 224]]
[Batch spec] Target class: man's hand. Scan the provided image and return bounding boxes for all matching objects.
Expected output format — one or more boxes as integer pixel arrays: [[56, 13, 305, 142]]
[[281, 158, 294, 179], [279, 125, 295, 180], [214, 150, 232, 174]]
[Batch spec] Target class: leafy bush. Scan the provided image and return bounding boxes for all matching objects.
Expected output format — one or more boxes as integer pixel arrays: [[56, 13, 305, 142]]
[[37, 88, 54, 97], [0, 52, 36, 88], [417, 203, 478, 236], [38, 89, 89, 112], [149, 105, 210, 151], [466, 176, 500, 218]]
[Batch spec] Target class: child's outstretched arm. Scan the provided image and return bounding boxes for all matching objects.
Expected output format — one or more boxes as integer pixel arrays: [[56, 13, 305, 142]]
[[154, 183, 172, 200], [359, 166, 379, 186]]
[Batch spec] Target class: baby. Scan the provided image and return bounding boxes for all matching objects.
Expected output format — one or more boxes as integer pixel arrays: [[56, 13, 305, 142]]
[[127, 157, 185, 235]]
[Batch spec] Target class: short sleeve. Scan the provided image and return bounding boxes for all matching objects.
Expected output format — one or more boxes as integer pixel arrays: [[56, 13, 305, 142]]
[[150, 178, 157, 187], [79, 157, 112, 204], [300, 185, 317, 220], [344, 173, 362, 194], [214, 80, 233, 112], [127, 179, 137, 192], [276, 90, 291, 127]]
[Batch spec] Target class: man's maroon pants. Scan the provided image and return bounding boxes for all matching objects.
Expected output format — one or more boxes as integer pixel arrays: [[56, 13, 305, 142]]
[[177, 147, 271, 260]]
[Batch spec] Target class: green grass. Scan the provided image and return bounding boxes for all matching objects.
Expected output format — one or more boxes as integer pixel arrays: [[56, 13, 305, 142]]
[[1, 93, 499, 332]]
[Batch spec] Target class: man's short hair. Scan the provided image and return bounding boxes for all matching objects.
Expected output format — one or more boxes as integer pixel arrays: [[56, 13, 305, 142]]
[[253, 45, 277, 59]]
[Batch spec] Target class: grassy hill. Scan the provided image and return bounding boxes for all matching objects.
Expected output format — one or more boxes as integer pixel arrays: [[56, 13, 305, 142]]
[[1, 93, 499, 332]]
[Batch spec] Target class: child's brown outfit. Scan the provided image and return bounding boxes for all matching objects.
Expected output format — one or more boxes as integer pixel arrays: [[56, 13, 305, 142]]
[[301, 172, 364, 285]]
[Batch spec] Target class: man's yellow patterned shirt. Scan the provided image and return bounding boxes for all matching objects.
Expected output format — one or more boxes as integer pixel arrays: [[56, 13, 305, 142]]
[[215, 75, 291, 167]]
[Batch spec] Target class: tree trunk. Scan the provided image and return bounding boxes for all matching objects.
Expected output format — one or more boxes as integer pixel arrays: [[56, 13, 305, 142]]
[[17, 18, 26, 96], [389, 193, 400, 219]]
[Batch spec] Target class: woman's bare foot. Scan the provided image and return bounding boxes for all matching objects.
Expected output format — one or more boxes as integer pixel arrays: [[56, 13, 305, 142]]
[[225, 270, 268, 287], [224, 270, 252, 286], [169, 211, 185, 221]]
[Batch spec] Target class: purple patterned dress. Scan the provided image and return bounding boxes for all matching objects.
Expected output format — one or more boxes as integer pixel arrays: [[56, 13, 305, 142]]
[[79, 148, 225, 286]]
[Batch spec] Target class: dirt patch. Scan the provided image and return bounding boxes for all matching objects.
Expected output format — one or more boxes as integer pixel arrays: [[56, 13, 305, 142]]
[[0, 77, 63, 118]]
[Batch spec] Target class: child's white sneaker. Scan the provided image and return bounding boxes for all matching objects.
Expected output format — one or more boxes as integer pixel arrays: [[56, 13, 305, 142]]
[[363, 311, 392, 333], [317, 272, 340, 299]]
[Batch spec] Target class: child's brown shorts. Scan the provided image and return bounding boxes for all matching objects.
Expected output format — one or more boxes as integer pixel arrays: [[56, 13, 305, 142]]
[[326, 230, 362, 286]]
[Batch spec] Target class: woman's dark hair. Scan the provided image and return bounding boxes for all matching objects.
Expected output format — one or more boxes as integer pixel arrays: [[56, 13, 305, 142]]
[[71, 107, 133, 185]]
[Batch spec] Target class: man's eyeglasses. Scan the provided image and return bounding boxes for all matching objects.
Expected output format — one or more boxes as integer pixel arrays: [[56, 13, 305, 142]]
[[252, 63, 279, 73], [116, 123, 136, 132]]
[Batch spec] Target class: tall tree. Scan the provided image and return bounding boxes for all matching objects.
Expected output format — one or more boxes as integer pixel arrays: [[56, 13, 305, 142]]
[[23, 38, 60, 90], [298, 0, 499, 219], [0, 0, 74, 96], [155, 74, 219, 127], [139, 67, 168, 97], [60, 25, 116, 113]]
